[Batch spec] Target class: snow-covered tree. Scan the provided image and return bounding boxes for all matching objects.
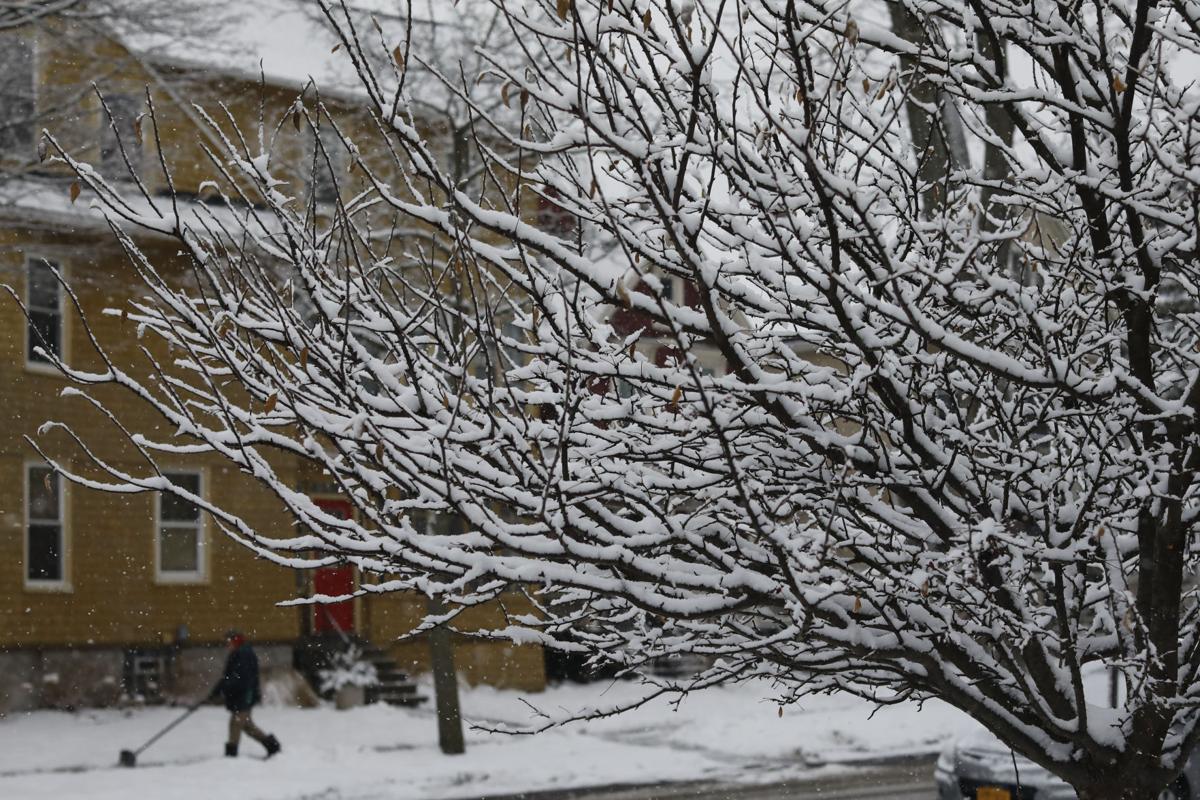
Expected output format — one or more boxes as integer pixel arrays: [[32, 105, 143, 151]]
[[14, 0, 1200, 796]]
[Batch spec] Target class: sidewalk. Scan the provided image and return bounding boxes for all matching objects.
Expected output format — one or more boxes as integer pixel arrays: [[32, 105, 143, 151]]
[[0, 678, 976, 800]]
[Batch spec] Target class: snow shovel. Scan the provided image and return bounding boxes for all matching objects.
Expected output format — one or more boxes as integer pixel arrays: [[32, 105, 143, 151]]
[[118, 699, 205, 767]]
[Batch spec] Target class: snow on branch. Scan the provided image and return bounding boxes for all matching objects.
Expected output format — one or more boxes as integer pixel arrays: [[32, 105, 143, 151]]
[[14, 0, 1200, 795]]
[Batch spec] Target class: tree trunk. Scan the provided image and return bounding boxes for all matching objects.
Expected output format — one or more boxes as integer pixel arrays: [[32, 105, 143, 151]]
[[887, 4, 958, 215], [428, 595, 465, 755]]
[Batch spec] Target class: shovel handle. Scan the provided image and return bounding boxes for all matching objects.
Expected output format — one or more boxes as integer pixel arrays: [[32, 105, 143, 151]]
[[134, 699, 205, 756]]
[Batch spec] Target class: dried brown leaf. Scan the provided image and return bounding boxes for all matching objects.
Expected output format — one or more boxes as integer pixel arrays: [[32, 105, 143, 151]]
[[616, 281, 631, 308], [845, 18, 859, 44]]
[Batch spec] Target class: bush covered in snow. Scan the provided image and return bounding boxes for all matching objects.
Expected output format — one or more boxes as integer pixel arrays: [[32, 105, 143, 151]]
[[318, 646, 378, 695]]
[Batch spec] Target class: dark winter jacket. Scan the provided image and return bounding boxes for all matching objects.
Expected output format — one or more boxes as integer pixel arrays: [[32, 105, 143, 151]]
[[214, 643, 262, 712]]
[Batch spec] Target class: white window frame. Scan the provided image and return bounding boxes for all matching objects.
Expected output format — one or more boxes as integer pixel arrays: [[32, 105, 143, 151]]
[[24, 461, 70, 591], [154, 470, 208, 584], [24, 256, 66, 372]]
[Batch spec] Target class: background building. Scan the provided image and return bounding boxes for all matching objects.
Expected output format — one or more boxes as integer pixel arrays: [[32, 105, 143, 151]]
[[0, 0, 544, 713]]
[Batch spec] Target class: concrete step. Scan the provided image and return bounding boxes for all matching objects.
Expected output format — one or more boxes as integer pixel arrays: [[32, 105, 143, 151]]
[[366, 685, 428, 707], [356, 639, 427, 707]]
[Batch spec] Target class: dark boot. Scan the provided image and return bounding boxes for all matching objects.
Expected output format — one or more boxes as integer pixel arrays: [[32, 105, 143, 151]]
[[263, 735, 281, 758], [225, 743, 238, 758]]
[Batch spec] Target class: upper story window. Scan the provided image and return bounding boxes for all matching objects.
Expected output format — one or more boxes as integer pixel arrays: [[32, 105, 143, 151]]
[[27, 258, 62, 366], [156, 472, 205, 581], [536, 187, 577, 239], [27, 465, 65, 586], [0, 33, 35, 158], [311, 127, 345, 205], [661, 273, 701, 307], [100, 93, 143, 177]]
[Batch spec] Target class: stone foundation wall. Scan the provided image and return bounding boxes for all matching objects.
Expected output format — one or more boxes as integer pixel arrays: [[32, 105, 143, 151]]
[[0, 643, 294, 713], [0, 650, 39, 713], [39, 648, 124, 709], [168, 643, 292, 701]]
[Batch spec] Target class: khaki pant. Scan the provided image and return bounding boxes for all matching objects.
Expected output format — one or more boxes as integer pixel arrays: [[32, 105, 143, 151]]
[[227, 710, 269, 747]]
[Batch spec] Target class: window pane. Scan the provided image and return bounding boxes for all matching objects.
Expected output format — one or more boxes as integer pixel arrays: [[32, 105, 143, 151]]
[[28, 524, 62, 582], [28, 467, 59, 520], [160, 473, 200, 521], [0, 34, 34, 154], [160, 527, 198, 573], [28, 309, 61, 362], [28, 261, 60, 311], [100, 94, 142, 176], [312, 128, 343, 203]]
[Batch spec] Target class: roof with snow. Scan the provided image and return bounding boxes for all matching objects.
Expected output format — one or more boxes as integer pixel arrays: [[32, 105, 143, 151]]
[[116, 0, 487, 96]]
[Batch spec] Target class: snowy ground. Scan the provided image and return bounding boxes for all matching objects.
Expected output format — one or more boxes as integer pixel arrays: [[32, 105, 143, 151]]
[[0, 678, 981, 800]]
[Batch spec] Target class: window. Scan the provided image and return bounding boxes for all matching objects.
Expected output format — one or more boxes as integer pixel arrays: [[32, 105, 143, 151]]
[[0, 33, 34, 157], [499, 318, 524, 369], [311, 127, 345, 204], [661, 273, 699, 307], [99, 93, 142, 177], [123, 649, 166, 702], [27, 465, 64, 585], [26, 258, 62, 365], [536, 187, 577, 238], [156, 472, 205, 580]]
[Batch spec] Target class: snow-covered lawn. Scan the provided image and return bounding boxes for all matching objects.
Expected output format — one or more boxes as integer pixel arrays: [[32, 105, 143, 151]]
[[0, 678, 981, 800]]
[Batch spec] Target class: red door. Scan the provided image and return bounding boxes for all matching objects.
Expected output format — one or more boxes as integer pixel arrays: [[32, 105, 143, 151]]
[[312, 499, 355, 634]]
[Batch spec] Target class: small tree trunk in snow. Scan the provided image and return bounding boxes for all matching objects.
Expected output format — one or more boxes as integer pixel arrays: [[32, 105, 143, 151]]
[[428, 594, 465, 756]]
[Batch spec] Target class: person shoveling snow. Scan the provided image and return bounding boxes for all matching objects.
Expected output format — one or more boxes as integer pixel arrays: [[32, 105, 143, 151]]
[[211, 630, 281, 759], [117, 629, 279, 767]]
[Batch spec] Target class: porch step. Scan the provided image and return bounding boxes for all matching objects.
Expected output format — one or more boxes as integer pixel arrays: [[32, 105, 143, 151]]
[[361, 644, 427, 708], [295, 635, 427, 708]]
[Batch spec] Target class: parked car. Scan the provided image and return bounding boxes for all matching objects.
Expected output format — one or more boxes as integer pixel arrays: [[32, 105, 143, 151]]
[[935, 728, 1198, 800]]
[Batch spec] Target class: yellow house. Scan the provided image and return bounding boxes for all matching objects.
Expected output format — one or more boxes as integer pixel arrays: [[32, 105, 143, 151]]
[[0, 3, 543, 712]]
